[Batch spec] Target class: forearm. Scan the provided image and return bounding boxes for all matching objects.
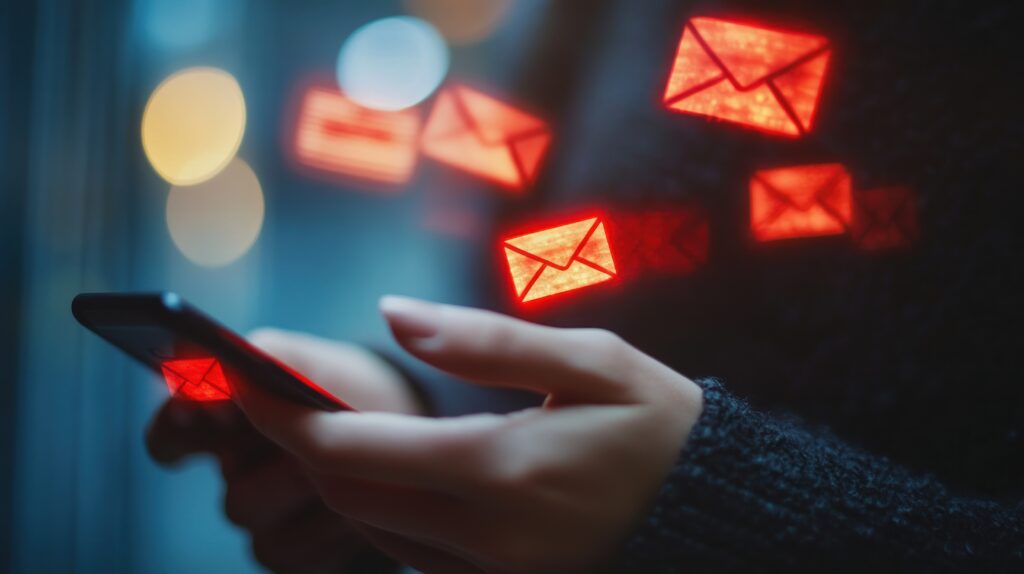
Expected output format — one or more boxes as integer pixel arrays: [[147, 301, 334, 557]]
[[618, 378, 1024, 572]]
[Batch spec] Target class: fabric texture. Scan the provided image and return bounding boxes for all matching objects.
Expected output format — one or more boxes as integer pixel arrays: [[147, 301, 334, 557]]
[[618, 378, 1024, 572]]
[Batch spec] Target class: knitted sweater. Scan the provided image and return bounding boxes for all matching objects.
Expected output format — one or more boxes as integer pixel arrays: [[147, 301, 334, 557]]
[[618, 378, 1024, 571]]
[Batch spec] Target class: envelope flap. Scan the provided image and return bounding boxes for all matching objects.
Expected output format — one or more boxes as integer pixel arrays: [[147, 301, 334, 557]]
[[576, 222, 616, 273], [162, 358, 217, 383], [456, 86, 548, 145], [755, 164, 847, 210], [691, 17, 828, 89], [504, 217, 598, 269]]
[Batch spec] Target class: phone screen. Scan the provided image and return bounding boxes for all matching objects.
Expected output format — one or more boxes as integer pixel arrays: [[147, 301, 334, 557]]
[[72, 292, 352, 411]]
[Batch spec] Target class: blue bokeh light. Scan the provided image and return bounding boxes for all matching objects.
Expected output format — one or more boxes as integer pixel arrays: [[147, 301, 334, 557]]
[[337, 16, 450, 111]]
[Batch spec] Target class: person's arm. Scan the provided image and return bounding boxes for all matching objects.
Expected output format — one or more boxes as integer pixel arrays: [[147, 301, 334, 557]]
[[620, 378, 1024, 572]]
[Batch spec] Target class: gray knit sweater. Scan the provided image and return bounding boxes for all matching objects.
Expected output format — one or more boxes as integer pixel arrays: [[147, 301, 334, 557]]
[[618, 378, 1024, 571]]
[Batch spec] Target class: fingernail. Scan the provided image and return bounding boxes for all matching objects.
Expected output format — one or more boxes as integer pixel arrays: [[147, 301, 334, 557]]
[[379, 295, 440, 339]]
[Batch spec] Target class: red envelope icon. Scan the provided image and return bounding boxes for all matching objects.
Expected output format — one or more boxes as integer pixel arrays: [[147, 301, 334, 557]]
[[614, 209, 709, 276], [852, 186, 918, 250], [161, 358, 232, 402], [663, 17, 831, 137], [421, 85, 551, 191], [750, 163, 852, 242], [293, 86, 420, 185], [503, 216, 617, 303]]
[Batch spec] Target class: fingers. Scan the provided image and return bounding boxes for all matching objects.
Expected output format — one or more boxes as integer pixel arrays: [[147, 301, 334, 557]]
[[311, 476, 476, 547], [249, 503, 362, 574], [223, 454, 320, 532], [234, 378, 500, 490], [358, 525, 483, 574], [247, 328, 422, 414], [379, 296, 646, 404], [146, 399, 247, 465]]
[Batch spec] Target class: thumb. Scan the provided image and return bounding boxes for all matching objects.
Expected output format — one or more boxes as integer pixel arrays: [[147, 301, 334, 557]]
[[379, 296, 646, 404]]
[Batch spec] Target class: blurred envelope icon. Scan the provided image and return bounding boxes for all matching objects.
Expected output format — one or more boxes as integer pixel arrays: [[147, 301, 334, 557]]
[[421, 85, 551, 190], [750, 163, 852, 242], [663, 17, 831, 137], [503, 216, 617, 303], [852, 186, 918, 250], [293, 86, 420, 185], [161, 358, 232, 402]]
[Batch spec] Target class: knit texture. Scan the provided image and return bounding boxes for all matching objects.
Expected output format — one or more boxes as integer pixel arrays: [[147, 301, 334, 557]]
[[617, 378, 1024, 572]]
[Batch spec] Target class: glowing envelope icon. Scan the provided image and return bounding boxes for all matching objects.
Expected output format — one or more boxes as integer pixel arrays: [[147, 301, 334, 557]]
[[503, 216, 617, 304], [294, 86, 421, 185], [161, 358, 232, 402], [750, 163, 852, 242], [852, 186, 918, 250], [421, 85, 551, 191], [664, 17, 831, 137]]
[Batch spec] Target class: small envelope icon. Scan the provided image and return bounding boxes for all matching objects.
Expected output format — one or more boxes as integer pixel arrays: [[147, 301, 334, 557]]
[[664, 17, 831, 137], [421, 85, 551, 190], [293, 86, 420, 185], [852, 186, 918, 250], [615, 209, 709, 276], [503, 216, 617, 303], [750, 163, 852, 242], [161, 358, 231, 402]]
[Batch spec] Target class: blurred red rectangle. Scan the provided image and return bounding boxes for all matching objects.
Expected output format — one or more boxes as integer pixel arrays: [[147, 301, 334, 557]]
[[293, 86, 420, 185]]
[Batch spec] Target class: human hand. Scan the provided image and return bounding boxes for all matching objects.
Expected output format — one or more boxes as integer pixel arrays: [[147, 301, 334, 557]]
[[234, 297, 704, 574], [146, 329, 422, 573]]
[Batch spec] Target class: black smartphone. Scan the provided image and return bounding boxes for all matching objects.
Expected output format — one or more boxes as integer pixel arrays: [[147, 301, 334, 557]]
[[72, 292, 352, 411]]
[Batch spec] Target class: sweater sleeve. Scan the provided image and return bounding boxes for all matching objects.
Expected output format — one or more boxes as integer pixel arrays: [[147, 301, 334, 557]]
[[617, 378, 1024, 572]]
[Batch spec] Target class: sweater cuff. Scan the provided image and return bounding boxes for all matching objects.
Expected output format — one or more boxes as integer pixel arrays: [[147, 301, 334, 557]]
[[616, 377, 758, 572], [615, 377, 873, 571]]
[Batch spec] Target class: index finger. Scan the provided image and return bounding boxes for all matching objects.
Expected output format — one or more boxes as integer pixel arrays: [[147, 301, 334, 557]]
[[234, 378, 497, 492]]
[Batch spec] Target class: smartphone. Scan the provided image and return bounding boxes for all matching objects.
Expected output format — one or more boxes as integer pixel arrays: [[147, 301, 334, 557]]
[[72, 292, 352, 411]]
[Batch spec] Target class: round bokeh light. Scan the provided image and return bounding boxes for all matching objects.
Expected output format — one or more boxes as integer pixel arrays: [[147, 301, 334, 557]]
[[142, 67, 246, 185], [337, 16, 449, 111], [166, 158, 264, 267]]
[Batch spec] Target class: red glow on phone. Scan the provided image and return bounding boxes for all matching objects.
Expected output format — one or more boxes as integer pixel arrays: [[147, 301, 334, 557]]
[[853, 186, 918, 250], [421, 85, 551, 191], [750, 163, 852, 242], [161, 358, 232, 402], [502, 215, 617, 304], [663, 17, 831, 137], [293, 86, 421, 185]]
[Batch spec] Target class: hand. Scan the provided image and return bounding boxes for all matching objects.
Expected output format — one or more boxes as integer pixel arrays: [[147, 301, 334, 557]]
[[234, 297, 704, 574], [146, 329, 422, 573]]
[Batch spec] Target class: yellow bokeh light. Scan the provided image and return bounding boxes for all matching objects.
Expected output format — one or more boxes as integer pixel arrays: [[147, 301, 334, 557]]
[[166, 158, 264, 267], [404, 0, 511, 45], [142, 67, 246, 185]]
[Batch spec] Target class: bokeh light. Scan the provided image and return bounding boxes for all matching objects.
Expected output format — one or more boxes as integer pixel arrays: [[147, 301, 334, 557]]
[[337, 16, 449, 111], [138, 0, 239, 51], [166, 158, 264, 267], [404, 0, 511, 45], [142, 67, 246, 185]]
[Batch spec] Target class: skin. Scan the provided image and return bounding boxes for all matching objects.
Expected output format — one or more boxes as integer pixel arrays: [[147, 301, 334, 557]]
[[145, 329, 423, 573], [229, 296, 705, 574]]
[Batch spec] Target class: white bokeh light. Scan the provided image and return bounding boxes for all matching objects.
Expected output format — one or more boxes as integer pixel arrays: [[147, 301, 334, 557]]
[[337, 16, 449, 111], [166, 158, 264, 267]]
